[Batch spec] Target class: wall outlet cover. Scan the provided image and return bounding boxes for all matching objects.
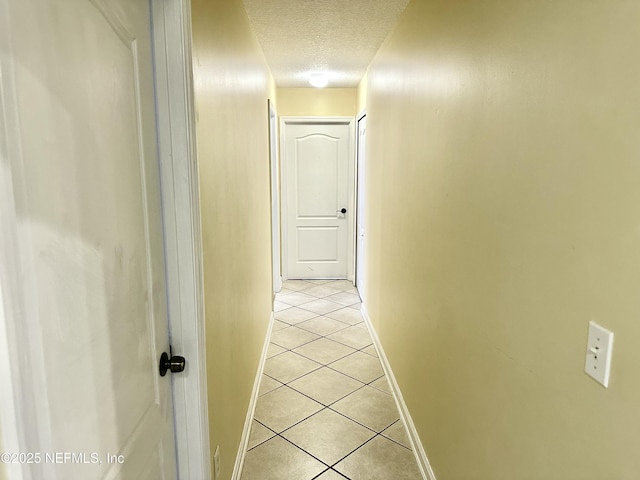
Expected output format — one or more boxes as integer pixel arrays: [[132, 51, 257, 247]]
[[585, 321, 614, 388]]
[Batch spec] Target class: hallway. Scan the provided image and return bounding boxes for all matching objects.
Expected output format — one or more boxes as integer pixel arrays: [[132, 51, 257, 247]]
[[3, 0, 640, 479], [240, 280, 422, 479]]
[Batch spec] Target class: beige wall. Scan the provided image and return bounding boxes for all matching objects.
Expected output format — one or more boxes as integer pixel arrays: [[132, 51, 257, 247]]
[[364, 1, 640, 479], [191, 1, 274, 478], [277, 87, 357, 116]]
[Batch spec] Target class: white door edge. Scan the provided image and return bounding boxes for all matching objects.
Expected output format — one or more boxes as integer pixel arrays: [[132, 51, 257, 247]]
[[280, 116, 356, 281], [355, 110, 367, 301], [268, 100, 282, 294], [151, 1, 210, 479]]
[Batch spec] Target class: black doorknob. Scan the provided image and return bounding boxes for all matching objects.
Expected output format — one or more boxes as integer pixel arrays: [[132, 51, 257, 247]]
[[159, 351, 186, 376], [340, 208, 347, 214]]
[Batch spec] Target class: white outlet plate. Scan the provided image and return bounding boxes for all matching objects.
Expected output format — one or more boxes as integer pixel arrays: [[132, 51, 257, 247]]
[[213, 445, 220, 479], [585, 321, 614, 388]]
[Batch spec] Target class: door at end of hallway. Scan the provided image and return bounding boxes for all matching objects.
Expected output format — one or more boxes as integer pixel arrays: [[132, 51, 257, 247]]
[[281, 117, 355, 280]]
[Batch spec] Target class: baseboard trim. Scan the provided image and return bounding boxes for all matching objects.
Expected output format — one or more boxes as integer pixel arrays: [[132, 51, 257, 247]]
[[360, 304, 437, 480], [231, 311, 275, 480]]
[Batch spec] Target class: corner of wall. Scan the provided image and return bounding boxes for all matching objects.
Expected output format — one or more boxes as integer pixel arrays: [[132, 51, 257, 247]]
[[357, 70, 368, 114]]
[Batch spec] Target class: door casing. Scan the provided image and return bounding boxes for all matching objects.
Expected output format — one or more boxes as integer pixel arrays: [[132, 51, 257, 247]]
[[150, 1, 210, 479], [280, 116, 356, 281]]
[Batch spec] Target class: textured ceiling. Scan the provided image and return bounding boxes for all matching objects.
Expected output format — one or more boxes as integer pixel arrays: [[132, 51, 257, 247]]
[[242, 0, 411, 87]]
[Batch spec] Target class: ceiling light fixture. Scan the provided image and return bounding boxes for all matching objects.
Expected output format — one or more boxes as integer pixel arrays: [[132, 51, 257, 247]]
[[309, 74, 328, 88]]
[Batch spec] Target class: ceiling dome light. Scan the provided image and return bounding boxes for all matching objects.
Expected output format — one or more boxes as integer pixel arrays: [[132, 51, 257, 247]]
[[309, 74, 328, 88]]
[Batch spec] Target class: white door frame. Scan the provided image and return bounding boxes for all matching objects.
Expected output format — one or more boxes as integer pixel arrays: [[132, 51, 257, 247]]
[[280, 116, 356, 281], [0, 1, 209, 479], [151, 1, 210, 479], [355, 110, 367, 303], [268, 100, 282, 294]]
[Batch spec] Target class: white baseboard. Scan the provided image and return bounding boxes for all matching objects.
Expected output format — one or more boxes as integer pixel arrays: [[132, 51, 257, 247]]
[[231, 312, 275, 480], [360, 304, 437, 480]]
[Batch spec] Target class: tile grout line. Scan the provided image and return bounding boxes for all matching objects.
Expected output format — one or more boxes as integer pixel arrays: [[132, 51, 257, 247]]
[[294, 319, 354, 336], [379, 419, 415, 451], [326, 430, 412, 472], [274, 311, 356, 327], [310, 467, 351, 480], [246, 419, 278, 452]]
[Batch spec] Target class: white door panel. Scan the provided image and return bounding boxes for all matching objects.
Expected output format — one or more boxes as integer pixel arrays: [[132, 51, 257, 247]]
[[298, 227, 340, 261], [296, 135, 340, 216], [284, 121, 353, 279], [1, 0, 177, 478]]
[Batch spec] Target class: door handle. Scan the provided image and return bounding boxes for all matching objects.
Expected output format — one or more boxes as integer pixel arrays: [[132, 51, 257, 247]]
[[338, 208, 347, 214], [159, 351, 186, 376]]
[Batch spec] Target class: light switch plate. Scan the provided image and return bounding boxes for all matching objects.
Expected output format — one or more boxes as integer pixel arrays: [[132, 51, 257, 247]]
[[585, 321, 614, 388]]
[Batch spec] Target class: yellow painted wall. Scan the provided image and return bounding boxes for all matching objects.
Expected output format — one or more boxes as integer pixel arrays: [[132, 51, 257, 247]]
[[191, 1, 274, 478], [364, 1, 640, 478], [276, 88, 357, 116]]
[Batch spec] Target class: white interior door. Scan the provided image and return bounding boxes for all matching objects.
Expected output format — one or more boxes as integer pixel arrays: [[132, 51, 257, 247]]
[[0, 0, 177, 478], [355, 114, 367, 303], [283, 119, 354, 279]]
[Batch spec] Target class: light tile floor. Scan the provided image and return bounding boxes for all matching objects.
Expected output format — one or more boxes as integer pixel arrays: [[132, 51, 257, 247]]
[[240, 280, 422, 480]]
